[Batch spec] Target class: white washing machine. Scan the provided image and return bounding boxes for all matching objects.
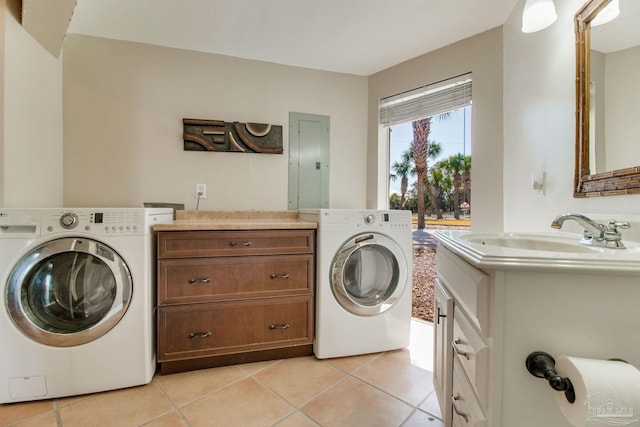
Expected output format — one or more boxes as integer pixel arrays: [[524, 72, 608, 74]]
[[298, 209, 413, 359], [0, 207, 173, 403]]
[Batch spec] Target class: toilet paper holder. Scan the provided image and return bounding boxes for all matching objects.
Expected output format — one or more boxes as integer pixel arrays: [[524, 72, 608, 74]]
[[526, 351, 576, 403]]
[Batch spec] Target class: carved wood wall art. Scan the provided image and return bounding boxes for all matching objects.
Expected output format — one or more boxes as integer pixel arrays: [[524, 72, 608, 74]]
[[183, 119, 283, 154]]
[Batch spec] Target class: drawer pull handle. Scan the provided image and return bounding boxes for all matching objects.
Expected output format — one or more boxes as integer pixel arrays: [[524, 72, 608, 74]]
[[229, 241, 252, 247], [436, 306, 447, 324], [270, 273, 290, 280], [188, 277, 212, 284], [452, 338, 470, 360], [451, 394, 469, 423], [269, 323, 290, 330], [188, 331, 212, 339]]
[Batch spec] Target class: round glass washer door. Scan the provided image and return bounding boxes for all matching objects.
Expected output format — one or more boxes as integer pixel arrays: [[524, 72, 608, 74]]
[[6, 237, 132, 347], [331, 233, 408, 316]]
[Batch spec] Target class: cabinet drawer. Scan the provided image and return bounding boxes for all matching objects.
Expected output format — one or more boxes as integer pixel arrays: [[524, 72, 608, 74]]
[[157, 296, 313, 362], [451, 358, 487, 427], [437, 246, 489, 333], [452, 307, 490, 411], [158, 254, 314, 304], [158, 230, 315, 258]]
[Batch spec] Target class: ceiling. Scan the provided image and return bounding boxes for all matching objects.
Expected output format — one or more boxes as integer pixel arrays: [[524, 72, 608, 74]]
[[66, 0, 520, 76]]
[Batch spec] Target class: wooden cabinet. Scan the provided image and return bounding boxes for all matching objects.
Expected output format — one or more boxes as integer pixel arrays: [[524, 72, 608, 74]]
[[156, 229, 315, 374]]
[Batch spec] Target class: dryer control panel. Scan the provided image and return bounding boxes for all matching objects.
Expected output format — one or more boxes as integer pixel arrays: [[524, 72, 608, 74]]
[[41, 209, 150, 237]]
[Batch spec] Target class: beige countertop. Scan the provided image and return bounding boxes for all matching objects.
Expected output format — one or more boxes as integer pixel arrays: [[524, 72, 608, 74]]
[[153, 210, 317, 231]]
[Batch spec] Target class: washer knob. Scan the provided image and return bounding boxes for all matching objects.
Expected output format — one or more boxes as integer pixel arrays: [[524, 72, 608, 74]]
[[365, 214, 376, 225], [60, 212, 79, 229]]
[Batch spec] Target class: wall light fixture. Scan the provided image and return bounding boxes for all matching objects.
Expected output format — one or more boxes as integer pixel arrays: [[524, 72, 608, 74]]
[[521, 0, 558, 33], [591, 0, 620, 26]]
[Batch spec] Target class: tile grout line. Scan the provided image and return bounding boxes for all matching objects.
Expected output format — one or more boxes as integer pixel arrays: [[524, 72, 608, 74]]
[[142, 379, 192, 427], [53, 400, 63, 427], [248, 373, 299, 425], [155, 365, 251, 411], [345, 374, 443, 425], [249, 358, 347, 425], [346, 360, 442, 419], [291, 375, 353, 424], [268, 409, 321, 427], [399, 408, 422, 427]]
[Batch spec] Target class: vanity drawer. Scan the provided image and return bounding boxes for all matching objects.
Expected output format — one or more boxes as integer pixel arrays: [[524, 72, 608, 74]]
[[157, 296, 313, 362], [158, 254, 314, 304], [451, 358, 487, 427], [452, 307, 490, 411], [158, 230, 315, 258], [437, 246, 489, 333]]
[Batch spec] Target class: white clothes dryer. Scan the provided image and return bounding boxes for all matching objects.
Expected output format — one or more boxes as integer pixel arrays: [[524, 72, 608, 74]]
[[0, 208, 173, 403], [298, 209, 413, 359]]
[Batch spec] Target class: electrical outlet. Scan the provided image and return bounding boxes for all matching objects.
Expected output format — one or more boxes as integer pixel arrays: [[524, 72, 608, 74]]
[[195, 183, 207, 199]]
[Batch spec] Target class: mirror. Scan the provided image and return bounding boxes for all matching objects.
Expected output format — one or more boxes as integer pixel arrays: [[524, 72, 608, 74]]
[[575, 0, 640, 197]]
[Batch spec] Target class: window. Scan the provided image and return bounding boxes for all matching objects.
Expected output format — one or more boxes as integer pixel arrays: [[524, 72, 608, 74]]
[[380, 73, 472, 127], [381, 74, 473, 324]]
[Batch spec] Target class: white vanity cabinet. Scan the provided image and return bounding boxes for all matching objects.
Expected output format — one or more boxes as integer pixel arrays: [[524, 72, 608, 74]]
[[451, 357, 487, 427], [433, 279, 454, 426], [435, 246, 490, 426], [434, 231, 640, 427]]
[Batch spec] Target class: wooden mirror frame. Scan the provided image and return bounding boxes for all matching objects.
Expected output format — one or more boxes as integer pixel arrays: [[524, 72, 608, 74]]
[[574, 0, 640, 197]]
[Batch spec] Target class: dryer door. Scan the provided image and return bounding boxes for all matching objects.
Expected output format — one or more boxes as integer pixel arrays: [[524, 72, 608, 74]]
[[6, 237, 132, 347], [331, 233, 408, 316]]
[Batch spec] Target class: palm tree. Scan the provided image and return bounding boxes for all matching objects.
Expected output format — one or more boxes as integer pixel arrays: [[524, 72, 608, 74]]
[[390, 150, 414, 208], [425, 142, 444, 215], [411, 115, 450, 229], [428, 141, 442, 159], [462, 155, 472, 210], [412, 118, 430, 229], [445, 153, 465, 220], [427, 167, 450, 218]]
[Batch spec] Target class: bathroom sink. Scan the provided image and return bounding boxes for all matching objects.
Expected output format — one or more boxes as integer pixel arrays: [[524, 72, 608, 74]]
[[458, 233, 597, 253], [433, 230, 640, 273]]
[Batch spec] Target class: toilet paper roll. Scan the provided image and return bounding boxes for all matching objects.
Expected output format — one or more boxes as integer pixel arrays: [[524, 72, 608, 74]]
[[555, 356, 640, 427]]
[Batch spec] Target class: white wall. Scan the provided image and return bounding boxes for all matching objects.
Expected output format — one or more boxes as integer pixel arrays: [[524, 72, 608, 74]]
[[0, 1, 5, 207], [1, 0, 63, 208], [11, 0, 639, 227], [62, 35, 368, 210], [604, 46, 640, 171], [503, 0, 640, 232], [367, 28, 504, 232]]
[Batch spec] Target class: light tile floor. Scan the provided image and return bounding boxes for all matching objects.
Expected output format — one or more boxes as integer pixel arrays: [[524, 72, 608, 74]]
[[0, 319, 443, 427]]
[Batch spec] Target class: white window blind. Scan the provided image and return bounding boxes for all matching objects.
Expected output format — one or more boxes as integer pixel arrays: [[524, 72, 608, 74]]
[[379, 73, 472, 127]]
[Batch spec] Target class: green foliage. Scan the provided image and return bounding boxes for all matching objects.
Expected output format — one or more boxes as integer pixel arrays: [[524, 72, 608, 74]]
[[390, 150, 472, 216], [389, 111, 471, 217]]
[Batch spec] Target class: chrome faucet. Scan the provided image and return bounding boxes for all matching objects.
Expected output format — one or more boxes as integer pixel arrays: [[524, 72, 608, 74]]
[[550, 213, 630, 249]]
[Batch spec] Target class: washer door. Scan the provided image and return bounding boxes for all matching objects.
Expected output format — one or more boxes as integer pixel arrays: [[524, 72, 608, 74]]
[[331, 233, 408, 316], [6, 238, 132, 347]]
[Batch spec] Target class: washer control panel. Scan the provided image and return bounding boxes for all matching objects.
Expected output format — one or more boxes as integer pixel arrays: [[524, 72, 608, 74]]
[[42, 209, 147, 237]]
